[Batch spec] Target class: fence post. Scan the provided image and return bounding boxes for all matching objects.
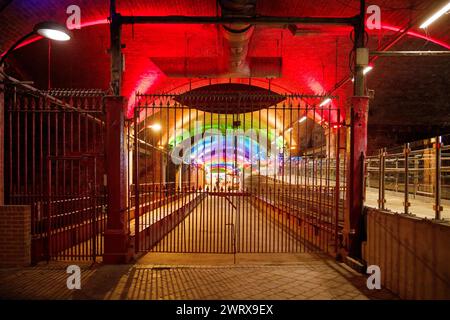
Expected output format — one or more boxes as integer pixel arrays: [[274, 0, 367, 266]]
[[413, 156, 418, 198], [133, 107, 140, 252], [46, 158, 52, 261], [434, 136, 442, 220], [404, 143, 410, 214], [378, 148, 386, 210], [335, 125, 340, 258]]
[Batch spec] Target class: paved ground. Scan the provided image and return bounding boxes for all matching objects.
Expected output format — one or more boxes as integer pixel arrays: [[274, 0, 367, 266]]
[[152, 195, 315, 253], [0, 253, 397, 300]]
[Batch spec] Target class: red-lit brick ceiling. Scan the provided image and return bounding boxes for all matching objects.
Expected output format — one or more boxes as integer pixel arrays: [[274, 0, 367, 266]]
[[1, 0, 449, 149]]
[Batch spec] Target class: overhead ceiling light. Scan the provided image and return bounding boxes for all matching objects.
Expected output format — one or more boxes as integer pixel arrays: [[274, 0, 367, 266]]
[[299, 116, 307, 123], [148, 123, 162, 132], [420, 2, 450, 29], [34, 21, 72, 41], [319, 98, 332, 107], [286, 127, 293, 133], [363, 65, 373, 75]]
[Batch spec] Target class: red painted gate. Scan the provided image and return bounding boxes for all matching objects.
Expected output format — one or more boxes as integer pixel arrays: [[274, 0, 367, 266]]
[[4, 85, 107, 262], [129, 86, 346, 255]]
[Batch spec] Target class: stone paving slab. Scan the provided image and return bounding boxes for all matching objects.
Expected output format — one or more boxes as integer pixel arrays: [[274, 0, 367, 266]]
[[0, 255, 397, 300]]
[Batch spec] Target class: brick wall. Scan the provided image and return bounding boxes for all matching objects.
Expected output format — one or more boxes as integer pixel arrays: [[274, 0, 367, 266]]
[[0, 206, 31, 267], [367, 40, 450, 154]]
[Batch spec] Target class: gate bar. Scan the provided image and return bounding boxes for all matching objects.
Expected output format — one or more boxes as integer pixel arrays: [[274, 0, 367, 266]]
[[435, 136, 443, 220], [404, 143, 410, 215]]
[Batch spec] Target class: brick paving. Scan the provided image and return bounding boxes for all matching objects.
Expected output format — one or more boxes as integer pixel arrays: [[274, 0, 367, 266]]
[[0, 254, 397, 300]]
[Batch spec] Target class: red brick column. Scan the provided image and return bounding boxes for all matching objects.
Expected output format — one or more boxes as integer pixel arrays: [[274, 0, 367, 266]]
[[0, 206, 31, 267], [103, 96, 132, 264]]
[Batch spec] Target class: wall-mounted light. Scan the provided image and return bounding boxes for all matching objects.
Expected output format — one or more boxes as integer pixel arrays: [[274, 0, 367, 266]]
[[420, 2, 450, 29]]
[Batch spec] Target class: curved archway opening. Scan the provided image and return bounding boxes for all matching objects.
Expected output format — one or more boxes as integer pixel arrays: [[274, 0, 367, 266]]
[[133, 83, 341, 190]]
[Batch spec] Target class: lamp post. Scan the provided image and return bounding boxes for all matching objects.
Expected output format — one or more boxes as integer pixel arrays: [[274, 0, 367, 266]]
[[0, 21, 72, 66], [0, 21, 71, 204]]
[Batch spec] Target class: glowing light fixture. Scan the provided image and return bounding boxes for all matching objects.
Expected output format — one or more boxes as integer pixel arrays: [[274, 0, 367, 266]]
[[420, 2, 450, 29], [148, 123, 162, 132], [363, 65, 373, 75], [285, 127, 293, 133], [299, 116, 307, 123], [0, 21, 72, 66], [34, 22, 72, 41], [319, 98, 332, 107]]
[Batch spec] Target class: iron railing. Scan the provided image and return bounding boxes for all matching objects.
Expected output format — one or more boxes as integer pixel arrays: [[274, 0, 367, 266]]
[[128, 92, 346, 255], [4, 85, 107, 262], [365, 135, 450, 220]]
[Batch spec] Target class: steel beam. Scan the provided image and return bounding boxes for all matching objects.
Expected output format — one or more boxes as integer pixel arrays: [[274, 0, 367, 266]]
[[346, 96, 369, 259], [370, 50, 450, 57], [104, 0, 130, 264], [119, 15, 357, 26], [328, 3, 439, 97], [110, 0, 122, 96], [344, 0, 367, 260]]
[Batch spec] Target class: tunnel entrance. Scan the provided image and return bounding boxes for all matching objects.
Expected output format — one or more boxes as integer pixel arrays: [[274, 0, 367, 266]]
[[129, 87, 345, 255], [3, 84, 346, 261]]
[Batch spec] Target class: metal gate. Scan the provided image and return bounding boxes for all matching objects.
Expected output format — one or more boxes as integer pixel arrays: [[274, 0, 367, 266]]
[[130, 85, 346, 255], [4, 86, 107, 262]]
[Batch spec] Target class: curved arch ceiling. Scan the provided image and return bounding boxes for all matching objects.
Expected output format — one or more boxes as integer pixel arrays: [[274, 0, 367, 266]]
[[3, 1, 449, 183]]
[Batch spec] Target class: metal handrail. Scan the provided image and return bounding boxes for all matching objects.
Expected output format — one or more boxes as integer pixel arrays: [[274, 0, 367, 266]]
[[365, 135, 449, 220]]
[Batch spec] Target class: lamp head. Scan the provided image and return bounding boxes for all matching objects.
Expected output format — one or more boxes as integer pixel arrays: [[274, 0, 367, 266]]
[[34, 21, 72, 41]]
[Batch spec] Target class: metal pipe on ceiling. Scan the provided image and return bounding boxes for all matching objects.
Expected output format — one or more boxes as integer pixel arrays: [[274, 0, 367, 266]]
[[370, 50, 450, 57], [218, 0, 256, 75]]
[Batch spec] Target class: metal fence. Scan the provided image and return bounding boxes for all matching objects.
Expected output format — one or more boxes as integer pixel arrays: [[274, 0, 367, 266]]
[[4, 85, 107, 262], [365, 135, 450, 220], [128, 91, 345, 255]]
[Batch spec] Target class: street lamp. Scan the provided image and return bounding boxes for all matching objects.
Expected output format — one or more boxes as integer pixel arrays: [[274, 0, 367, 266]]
[[0, 21, 72, 66]]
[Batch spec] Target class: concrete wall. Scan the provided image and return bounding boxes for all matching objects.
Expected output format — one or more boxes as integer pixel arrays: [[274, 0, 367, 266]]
[[0, 206, 31, 267], [363, 207, 450, 299]]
